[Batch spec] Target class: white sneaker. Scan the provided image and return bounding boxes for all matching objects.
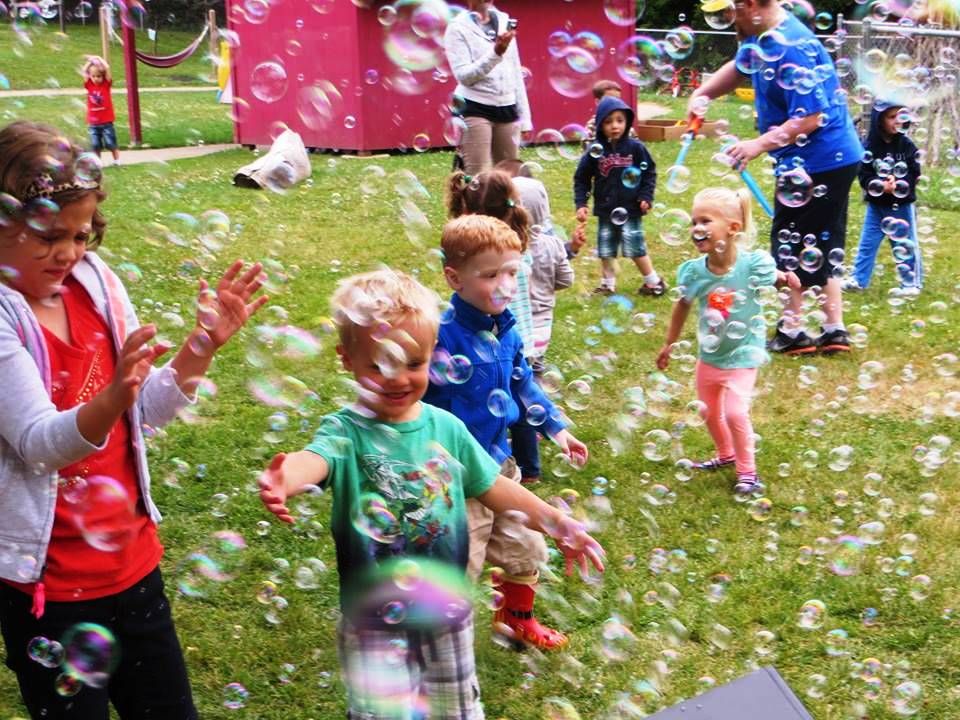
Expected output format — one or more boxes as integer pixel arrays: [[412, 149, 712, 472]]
[[841, 278, 863, 292], [899, 285, 921, 298]]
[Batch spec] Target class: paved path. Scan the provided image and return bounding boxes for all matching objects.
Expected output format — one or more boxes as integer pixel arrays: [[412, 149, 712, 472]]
[[112, 143, 238, 165], [0, 85, 217, 98]]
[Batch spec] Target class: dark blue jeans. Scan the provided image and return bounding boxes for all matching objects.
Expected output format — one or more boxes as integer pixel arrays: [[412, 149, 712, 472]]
[[0, 567, 197, 719], [510, 419, 542, 479], [88, 122, 117, 152]]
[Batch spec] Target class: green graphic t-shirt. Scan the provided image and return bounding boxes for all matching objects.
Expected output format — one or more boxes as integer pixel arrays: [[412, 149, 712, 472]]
[[306, 404, 499, 626], [676, 249, 778, 369]]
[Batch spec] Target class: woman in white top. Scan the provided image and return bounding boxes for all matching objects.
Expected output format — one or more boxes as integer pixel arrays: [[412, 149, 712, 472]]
[[444, 1, 532, 174]]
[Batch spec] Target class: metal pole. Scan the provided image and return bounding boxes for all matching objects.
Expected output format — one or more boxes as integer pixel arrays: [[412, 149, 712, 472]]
[[121, 21, 142, 145], [860, 19, 872, 136], [58, 0, 64, 33], [208, 8, 218, 81], [99, 5, 109, 62]]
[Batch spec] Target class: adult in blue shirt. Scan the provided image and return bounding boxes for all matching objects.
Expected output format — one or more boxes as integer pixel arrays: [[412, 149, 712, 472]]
[[689, 0, 863, 355]]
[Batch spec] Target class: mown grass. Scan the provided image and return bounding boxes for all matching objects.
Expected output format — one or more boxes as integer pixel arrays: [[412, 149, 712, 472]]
[[0, 21, 217, 90], [0, 90, 234, 149], [1, 37, 960, 720]]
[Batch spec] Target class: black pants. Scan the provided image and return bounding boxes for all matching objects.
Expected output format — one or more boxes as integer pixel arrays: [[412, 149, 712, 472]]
[[770, 162, 859, 287], [1, 567, 197, 720]]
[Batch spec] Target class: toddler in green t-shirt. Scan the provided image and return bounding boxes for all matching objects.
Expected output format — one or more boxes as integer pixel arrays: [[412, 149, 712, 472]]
[[258, 269, 604, 720]]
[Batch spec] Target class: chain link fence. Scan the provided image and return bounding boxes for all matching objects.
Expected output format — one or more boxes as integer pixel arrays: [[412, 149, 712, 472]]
[[639, 17, 959, 166]]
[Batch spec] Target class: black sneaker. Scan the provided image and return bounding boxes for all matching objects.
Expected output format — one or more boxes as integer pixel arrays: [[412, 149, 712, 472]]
[[768, 328, 817, 355], [816, 328, 851, 355]]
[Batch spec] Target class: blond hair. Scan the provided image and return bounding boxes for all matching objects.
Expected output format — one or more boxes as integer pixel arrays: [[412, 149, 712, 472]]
[[692, 186, 755, 241], [331, 269, 440, 348], [441, 215, 522, 270]]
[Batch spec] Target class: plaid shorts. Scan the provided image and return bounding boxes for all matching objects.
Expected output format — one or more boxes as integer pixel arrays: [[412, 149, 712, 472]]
[[597, 217, 648, 258], [338, 613, 484, 720]]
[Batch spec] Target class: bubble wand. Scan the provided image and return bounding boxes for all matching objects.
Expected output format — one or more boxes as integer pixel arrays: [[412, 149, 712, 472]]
[[739, 168, 775, 218], [667, 115, 703, 183]]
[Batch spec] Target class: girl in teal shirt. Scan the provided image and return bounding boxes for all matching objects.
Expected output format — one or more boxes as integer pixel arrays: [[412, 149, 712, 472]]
[[658, 188, 799, 495]]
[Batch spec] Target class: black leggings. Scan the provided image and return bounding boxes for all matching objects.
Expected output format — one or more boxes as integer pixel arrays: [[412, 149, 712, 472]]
[[1, 567, 197, 720]]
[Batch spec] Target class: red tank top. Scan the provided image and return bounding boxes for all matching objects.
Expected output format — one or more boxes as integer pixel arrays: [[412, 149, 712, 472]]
[[8, 276, 162, 601]]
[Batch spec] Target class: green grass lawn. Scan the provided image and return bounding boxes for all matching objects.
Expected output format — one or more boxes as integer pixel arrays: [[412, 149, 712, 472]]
[[1, 21, 217, 90], [0, 90, 959, 719], [0, 90, 234, 149]]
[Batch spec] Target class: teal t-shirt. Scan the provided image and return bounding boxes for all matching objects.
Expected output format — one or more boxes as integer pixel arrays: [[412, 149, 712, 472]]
[[676, 249, 777, 369], [306, 403, 499, 625]]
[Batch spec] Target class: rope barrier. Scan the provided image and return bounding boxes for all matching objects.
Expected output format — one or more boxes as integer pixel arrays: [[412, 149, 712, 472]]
[[109, 25, 210, 68]]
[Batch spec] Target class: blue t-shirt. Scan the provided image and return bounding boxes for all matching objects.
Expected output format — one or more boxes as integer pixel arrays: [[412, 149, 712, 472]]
[[677, 249, 778, 369], [741, 13, 861, 174]]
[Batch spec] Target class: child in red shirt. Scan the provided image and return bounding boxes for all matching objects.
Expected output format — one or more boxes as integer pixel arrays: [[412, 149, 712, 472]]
[[82, 55, 120, 165]]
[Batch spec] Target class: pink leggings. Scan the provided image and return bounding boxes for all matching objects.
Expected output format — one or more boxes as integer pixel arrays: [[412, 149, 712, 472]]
[[695, 360, 759, 475]]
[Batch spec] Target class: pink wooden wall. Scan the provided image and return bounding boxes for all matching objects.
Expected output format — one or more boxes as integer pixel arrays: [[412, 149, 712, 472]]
[[227, 0, 637, 152]]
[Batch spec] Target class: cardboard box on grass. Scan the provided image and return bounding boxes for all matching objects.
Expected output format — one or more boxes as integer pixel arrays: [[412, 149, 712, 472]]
[[633, 119, 723, 142]]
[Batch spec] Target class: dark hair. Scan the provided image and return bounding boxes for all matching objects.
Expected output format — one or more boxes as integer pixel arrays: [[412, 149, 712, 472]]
[[0, 121, 106, 248], [592, 79, 622, 100], [446, 170, 530, 252]]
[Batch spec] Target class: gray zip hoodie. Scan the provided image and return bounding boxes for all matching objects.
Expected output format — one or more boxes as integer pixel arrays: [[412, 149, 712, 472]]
[[443, 5, 532, 132], [0, 252, 192, 585]]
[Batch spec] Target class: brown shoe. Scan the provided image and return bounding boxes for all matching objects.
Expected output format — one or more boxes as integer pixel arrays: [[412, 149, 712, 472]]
[[638, 278, 667, 297]]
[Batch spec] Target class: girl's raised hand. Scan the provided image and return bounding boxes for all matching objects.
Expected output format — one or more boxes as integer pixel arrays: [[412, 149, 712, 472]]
[[106, 324, 171, 411], [197, 260, 268, 350]]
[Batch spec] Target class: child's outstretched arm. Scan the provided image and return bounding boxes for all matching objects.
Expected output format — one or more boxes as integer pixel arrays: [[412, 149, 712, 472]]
[[478, 476, 605, 577], [258, 451, 330, 524], [656, 298, 691, 370]]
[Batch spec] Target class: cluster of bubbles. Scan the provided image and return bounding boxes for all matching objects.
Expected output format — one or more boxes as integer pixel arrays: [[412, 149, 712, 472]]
[[25, 623, 117, 697]]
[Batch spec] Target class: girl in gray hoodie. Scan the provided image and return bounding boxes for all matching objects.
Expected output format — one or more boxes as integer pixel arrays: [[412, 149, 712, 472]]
[[0, 121, 266, 718]]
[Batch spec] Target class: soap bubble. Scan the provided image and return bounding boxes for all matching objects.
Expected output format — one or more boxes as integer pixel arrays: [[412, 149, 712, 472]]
[[830, 535, 864, 577], [61, 622, 117, 688], [250, 61, 288, 103], [610, 207, 629, 226], [909, 575, 931, 601], [54, 673, 82, 697], [487, 388, 511, 418], [27, 636, 64, 668], [603, 0, 646, 26], [776, 167, 813, 208], [890, 680, 923, 715], [824, 628, 849, 657], [70, 475, 137, 552], [658, 208, 691, 246], [798, 599, 826, 629], [223, 682, 250, 709], [353, 493, 402, 544], [664, 164, 691, 193], [641, 429, 671, 461], [615, 35, 664, 88]]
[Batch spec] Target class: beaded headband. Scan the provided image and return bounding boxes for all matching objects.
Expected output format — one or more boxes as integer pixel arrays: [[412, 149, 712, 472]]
[[22, 174, 100, 203]]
